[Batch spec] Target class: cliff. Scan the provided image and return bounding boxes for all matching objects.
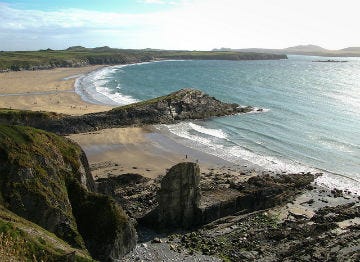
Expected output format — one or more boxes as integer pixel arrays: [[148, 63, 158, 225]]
[[0, 125, 136, 261], [0, 89, 254, 135], [0, 47, 287, 72], [0, 205, 94, 261]]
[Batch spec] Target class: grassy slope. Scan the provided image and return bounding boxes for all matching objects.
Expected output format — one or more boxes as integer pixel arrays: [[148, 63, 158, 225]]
[[0, 125, 135, 260], [0, 205, 93, 262], [0, 47, 287, 70]]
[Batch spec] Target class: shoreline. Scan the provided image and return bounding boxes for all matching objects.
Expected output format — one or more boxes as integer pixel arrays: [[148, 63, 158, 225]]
[[1, 63, 359, 195], [68, 126, 253, 180], [0, 66, 113, 115]]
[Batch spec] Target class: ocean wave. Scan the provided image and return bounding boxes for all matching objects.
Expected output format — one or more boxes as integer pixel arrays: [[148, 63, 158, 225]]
[[74, 60, 186, 106], [316, 172, 360, 194], [189, 122, 228, 139], [74, 65, 139, 106], [247, 107, 270, 114], [162, 121, 360, 194]]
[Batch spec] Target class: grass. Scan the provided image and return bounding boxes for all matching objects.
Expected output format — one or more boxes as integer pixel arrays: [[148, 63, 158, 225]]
[[110, 88, 191, 112], [0, 47, 287, 70], [0, 125, 133, 260], [0, 108, 64, 121], [0, 205, 94, 261], [0, 125, 87, 248]]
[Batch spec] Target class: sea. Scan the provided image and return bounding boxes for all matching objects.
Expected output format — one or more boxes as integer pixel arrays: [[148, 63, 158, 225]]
[[75, 55, 360, 194]]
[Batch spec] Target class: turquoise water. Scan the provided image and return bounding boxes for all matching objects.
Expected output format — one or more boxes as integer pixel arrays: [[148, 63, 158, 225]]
[[76, 56, 360, 193]]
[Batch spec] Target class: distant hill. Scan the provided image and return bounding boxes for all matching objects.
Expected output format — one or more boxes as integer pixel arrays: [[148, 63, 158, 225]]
[[284, 45, 327, 52], [0, 47, 287, 71], [213, 45, 360, 57], [340, 47, 360, 52]]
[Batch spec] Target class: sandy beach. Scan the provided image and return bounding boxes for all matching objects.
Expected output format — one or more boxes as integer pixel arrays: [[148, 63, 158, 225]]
[[0, 66, 112, 115], [0, 66, 240, 180], [68, 126, 242, 179]]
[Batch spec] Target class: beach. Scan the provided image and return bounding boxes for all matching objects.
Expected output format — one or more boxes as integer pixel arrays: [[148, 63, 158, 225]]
[[0, 66, 112, 115], [68, 126, 243, 179], [0, 67, 242, 179], [1, 64, 358, 262]]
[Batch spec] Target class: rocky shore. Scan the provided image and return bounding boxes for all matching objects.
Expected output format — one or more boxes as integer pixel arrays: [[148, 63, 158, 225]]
[[115, 163, 359, 261], [0, 88, 254, 135], [0, 89, 358, 261]]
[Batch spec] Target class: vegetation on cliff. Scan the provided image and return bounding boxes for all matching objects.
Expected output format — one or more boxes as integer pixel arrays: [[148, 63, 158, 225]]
[[0, 205, 93, 261], [0, 125, 136, 261], [0, 89, 254, 135], [0, 46, 287, 71]]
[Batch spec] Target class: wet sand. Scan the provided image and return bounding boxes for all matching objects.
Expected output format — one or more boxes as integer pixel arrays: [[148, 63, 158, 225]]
[[68, 126, 246, 179]]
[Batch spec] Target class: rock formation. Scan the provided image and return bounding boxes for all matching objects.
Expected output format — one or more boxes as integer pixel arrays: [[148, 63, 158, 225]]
[[157, 162, 201, 229], [140, 163, 315, 231], [0, 89, 254, 135], [0, 125, 136, 261], [140, 162, 202, 230]]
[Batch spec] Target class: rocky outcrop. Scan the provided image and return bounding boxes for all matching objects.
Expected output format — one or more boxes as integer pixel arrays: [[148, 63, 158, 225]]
[[0, 125, 136, 261], [140, 162, 202, 230], [140, 163, 314, 231], [159, 162, 201, 229], [0, 89, 254, 135], [178, 203, 360, 261], [200, 173, 315, 224]]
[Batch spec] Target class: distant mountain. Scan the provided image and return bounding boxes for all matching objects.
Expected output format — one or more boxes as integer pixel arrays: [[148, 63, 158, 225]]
[[66, 46, 87, 51], [283, 45, 328, 52], [213, 45, 360, 57], [340, 47, 360, 52]]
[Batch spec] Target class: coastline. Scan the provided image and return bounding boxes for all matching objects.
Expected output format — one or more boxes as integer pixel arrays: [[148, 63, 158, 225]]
[[1, 62, 359, 195], [0, 66, 113, 115], [67, 126, 254, 180], [0, 63, 256, 181], [1, 62, 359, 261]]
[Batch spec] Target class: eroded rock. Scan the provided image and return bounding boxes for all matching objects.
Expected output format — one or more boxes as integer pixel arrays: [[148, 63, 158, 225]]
[[157, 162, 201, 229]]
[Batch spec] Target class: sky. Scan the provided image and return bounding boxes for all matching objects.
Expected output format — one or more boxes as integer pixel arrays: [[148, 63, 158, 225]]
[[0, 0, 360, 51]]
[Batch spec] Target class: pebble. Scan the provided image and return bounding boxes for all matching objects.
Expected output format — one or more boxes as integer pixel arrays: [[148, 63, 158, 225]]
[[152, 237, 162, 243]]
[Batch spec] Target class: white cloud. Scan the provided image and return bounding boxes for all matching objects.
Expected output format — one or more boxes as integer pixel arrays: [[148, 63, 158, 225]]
[[0, 0, 360, 50], [141, 0, 166, 4]]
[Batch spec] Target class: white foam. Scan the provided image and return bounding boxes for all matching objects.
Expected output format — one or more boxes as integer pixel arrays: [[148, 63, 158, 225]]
[[163, 121, 360, 195], [75, 65, 139, 106], [248, 107, 270, 114], [316, 173, 360, 194], [189, 122, 228, 139]]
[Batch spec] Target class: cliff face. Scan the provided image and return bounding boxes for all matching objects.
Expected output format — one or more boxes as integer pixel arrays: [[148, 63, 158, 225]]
[[0, 125, 136, 261], [0, 89, 253, 135], [156, 162, 201, 229]]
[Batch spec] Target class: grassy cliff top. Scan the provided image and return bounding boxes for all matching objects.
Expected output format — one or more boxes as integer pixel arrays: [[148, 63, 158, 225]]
[[0, 205, 93, 262], [0, 47, 287, 71], [109, 88, 202, 112], [0, 125, 136, 260]]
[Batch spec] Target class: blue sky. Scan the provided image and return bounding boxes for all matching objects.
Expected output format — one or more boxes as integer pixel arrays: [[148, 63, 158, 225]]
[[1, 0, 359, 51], [1, 0, 179, 13]]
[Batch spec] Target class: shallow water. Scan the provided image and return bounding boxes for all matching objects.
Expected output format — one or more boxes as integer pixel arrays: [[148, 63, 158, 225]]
[[76, 56, 360, 193]]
